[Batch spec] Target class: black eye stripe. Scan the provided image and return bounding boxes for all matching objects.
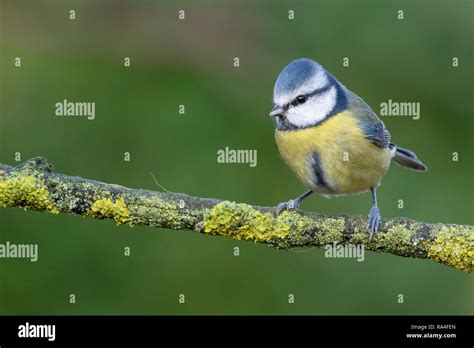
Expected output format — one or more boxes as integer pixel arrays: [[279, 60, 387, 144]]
[[291, 94, 307, 106], [289, 84, 333, 107], [308, 84, 332, 97], [297, 95, 307, 103]]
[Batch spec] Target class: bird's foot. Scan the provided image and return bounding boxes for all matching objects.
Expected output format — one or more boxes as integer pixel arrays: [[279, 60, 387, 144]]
[[274, 199, 300, 217], [367, 205, 381, 242]]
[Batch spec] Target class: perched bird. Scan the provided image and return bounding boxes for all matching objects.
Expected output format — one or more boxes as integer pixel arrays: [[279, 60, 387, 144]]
[[270, 58, 427, 241]]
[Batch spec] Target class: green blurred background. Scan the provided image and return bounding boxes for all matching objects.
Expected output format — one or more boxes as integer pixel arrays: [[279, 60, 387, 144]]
[[0, 0, 473, 315]]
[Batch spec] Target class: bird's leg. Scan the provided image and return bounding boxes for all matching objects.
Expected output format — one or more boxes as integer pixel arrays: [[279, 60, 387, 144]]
[[367, 187, 381, 242], [274, 190, 313, 216]]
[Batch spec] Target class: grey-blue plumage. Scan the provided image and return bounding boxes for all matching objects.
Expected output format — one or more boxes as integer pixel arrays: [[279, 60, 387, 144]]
[[273, 58, 321, 95]]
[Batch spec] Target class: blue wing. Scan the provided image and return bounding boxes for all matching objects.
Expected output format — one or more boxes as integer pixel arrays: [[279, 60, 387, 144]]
[[345, 89, 391, 148]]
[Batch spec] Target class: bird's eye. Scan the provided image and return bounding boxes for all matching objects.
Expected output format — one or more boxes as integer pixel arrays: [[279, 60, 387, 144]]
[[296, 95, 307, 104]]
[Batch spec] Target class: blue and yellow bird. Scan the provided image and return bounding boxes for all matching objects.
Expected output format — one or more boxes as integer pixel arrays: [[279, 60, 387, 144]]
[[270, 58, 427, 241]]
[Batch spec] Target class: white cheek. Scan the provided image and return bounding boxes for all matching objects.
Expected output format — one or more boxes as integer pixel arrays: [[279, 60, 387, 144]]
[[285, 87, 337, 128]]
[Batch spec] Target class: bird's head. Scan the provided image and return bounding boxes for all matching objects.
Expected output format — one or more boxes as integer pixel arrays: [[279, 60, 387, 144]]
[[270, 58, 343, 130]]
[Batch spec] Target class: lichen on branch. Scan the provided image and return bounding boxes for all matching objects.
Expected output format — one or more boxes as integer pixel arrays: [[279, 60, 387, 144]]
[[0, 173, 59, 214], [0, 157, 472, 272]]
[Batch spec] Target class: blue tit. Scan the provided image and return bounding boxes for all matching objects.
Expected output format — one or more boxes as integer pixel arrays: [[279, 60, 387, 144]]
[[269, 58, 427, 241]]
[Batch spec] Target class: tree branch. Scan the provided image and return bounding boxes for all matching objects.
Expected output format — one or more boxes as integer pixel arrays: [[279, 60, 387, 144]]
[[0, 157, 472, 272]]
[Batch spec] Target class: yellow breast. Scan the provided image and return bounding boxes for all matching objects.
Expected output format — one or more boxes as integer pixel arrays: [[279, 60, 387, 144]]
[[275, 111, 393, 194]]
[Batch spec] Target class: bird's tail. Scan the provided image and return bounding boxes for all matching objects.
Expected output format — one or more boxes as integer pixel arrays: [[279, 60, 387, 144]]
[[391, 145, 427, 171]]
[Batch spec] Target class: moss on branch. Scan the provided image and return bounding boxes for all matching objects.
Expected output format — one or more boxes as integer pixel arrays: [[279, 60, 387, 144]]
[[0, 157, 472, 272]]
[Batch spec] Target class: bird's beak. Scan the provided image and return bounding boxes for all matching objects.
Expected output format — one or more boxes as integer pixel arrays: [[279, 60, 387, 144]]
[[269, 105, 284, 117]]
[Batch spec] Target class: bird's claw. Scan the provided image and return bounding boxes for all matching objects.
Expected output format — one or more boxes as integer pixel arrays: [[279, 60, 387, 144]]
[[367, 205, 381, 242], [274, 199, 299, 217]]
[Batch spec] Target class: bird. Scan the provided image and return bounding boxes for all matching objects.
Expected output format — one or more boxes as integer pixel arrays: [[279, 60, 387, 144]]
[[269, 58, 427, 241]]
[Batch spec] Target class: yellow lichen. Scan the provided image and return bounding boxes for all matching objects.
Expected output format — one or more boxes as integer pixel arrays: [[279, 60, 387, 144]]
[[0, 175, 59, 214], [370, 224, 414, 256], [349, 231, 368, 245], [428, 226, 474, 272], [88, 198, 131, 225], [312, 218, 345, 245], [203, 201, 299, 241]]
